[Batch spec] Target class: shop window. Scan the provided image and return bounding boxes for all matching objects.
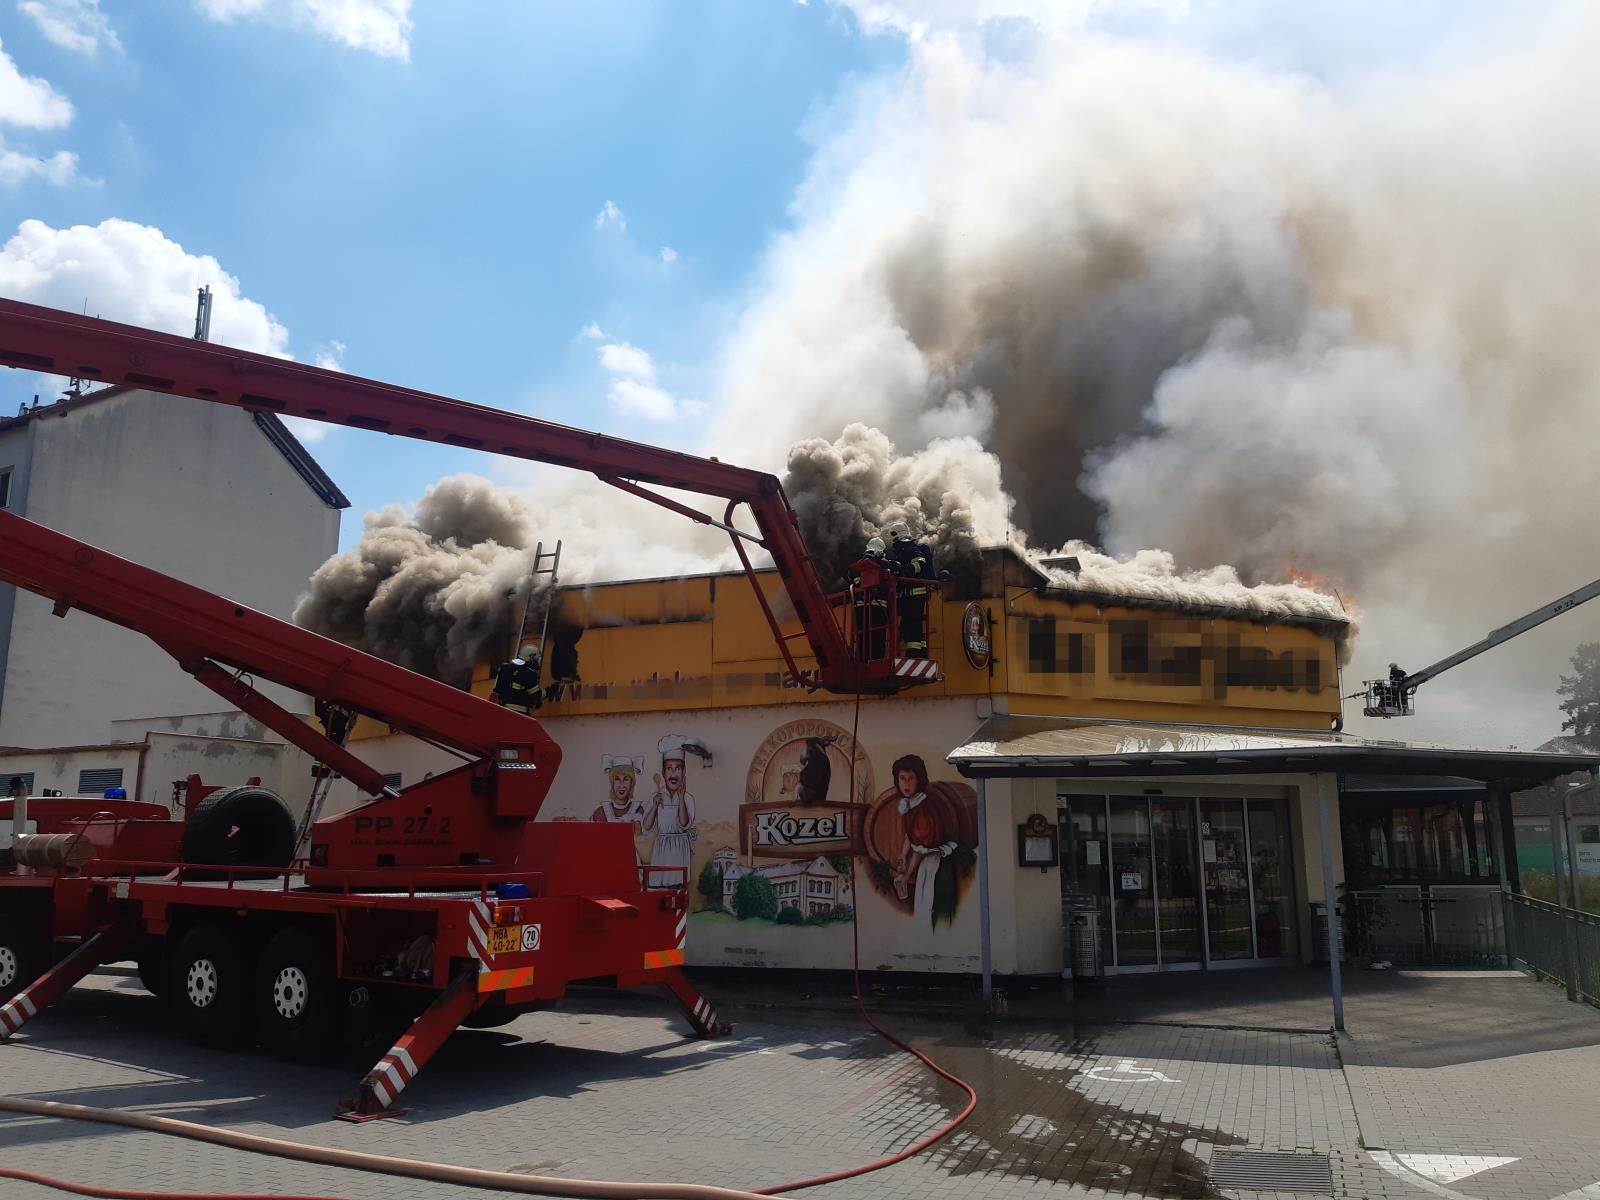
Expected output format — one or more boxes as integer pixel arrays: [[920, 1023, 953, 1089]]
[[1027, 618, 1057, 672], [1026, 618, 1094, 675], [1111, 621, 1149, 675]]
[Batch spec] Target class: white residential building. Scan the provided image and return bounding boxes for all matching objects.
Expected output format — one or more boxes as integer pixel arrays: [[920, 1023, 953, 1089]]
[[0, 386, 346, 801]]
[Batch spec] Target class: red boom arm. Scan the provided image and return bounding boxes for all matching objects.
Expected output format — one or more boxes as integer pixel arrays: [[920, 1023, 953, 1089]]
[[0, 508, 561, 811], [0, 299, 912, 693]]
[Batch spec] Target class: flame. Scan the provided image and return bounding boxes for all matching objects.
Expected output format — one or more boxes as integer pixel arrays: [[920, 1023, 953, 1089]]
[[1283, 564, 1359, 618]]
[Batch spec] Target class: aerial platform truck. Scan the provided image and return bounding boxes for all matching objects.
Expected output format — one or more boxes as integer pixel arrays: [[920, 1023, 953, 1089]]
[[0, 298, 941, 1119]]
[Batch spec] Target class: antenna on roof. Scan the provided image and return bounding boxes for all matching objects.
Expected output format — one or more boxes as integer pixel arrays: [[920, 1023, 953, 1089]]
[[193, 285, 213, 342]]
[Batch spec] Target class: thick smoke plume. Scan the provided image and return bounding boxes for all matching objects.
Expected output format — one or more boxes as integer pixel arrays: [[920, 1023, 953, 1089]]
[[294, 476, 544, 685], [782, 423, 1008, 585], [298, 6, 1600, 744], [705, 5, 1600, 745]]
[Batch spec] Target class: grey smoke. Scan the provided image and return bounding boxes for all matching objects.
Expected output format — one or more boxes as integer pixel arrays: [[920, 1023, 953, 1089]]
[[294, 475, 545, 685], [709, 7, 1600, 743], [783, 423, 1007, 585]]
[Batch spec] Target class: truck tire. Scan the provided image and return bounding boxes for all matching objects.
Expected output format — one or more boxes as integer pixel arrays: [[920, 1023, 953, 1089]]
[[253, 926, 339, 1061], [136, 937, 166, 998], [181, 785, 295, 870], [0, 912, 47, 1003], [169, 921, 250, 1047]]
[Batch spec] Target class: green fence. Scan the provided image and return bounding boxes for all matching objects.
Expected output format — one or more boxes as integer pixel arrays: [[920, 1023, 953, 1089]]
[[1505, 892, 1600, 1006]]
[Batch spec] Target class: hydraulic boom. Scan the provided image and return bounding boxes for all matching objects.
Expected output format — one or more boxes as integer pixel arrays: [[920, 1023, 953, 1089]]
[[1362, 574, 1600, 717], [0, 298, 929, 695]]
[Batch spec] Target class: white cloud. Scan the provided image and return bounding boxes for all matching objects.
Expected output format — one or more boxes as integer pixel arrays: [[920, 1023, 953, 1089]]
[[0, 218, 290, 355], [597, 340, 653, 380], [313, 338, 346, 371], [659, 245, 679, 265], [608, 377, 680, 421], [17, 1, 122, 56], [0, 142, 77, 185], [593, 199, 626, 231], [194, 0, 412, 60], [596, 339, 694, 420], [283, 416, 330, 443], [0, 39, 73, 128], [578, 321, 606, 340]]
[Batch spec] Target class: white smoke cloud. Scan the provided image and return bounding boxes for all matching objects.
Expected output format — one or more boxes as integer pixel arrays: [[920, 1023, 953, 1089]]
[[18, 1, 123, 56], [194, 0, 412, 60], [698, 5, 1600, 745]]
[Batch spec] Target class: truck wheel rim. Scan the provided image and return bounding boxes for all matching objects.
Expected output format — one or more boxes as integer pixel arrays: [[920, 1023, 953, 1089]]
[[0, 946, 16, 989], [272, 966, 309, 1020], [186, 959, 219, 1009]]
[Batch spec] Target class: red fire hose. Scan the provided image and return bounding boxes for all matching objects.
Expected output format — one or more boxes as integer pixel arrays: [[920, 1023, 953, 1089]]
[[1, 696, 980, 1200]]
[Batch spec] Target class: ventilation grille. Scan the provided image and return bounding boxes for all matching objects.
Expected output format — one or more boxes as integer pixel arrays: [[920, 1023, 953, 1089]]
[[1209, 1150, 1333, 1194], [77, 767, 124, 794]]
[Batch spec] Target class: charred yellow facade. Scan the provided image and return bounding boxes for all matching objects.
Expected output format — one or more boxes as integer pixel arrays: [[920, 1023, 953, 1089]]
[[468, 550, 1345, 730]]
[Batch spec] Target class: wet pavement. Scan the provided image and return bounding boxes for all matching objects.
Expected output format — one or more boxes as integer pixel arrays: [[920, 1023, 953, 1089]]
[[0, 966, 1596, 1199]]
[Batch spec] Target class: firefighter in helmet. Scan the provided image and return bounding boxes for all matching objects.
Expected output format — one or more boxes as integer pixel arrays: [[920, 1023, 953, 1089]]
[[890, 529, 933, 659], [850, 535, 892, 661]]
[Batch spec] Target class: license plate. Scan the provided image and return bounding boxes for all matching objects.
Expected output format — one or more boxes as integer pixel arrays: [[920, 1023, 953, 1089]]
[[488, 925, 523, 956]]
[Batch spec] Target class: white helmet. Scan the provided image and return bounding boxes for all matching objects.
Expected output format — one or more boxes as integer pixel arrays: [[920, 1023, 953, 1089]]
[[865, 536, 886, 558]]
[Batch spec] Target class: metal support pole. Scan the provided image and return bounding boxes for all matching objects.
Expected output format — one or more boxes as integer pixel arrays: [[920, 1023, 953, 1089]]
[[1565, 781, 1583, 912], [977, 776, 993, 1006], [1315, 773, 1345, 1033], [1550, 790, 1578, 1002]]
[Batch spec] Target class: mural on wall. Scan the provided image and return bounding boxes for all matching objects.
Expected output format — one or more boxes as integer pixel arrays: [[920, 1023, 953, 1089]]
[[645, 734, 700, 886], [689, 718, 873, 929], [863, 754, 979, 929], [565, 715, 980, 943], [590, 754, 651, 863]]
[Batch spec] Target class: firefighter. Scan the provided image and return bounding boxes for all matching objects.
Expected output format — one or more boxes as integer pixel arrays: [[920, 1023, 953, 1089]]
[[890, 530, 932, 659], [850, 536, 891, 661], [492, 649, 544, 713]]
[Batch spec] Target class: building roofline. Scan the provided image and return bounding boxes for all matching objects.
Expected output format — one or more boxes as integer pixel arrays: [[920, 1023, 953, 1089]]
[[0, 384, 349, 510]]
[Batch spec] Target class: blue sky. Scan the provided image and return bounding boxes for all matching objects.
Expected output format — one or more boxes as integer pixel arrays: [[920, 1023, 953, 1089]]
[[0, 1, 903, 546], [1, 0, 1592, 747]]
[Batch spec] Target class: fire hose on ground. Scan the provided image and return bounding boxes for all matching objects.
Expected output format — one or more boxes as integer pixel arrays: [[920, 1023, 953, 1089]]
[[0, 696, 980, 1200]]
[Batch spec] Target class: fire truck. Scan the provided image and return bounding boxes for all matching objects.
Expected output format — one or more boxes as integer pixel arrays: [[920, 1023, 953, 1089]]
[[0, 298, 940, 1119]]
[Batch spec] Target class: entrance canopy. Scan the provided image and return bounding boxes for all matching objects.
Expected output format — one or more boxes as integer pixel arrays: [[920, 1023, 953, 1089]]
[[947, 716, 1600, 787]]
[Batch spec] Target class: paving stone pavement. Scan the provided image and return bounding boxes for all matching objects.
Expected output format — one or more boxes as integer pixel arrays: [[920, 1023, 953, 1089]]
[[2, 968, 1598, 1200], [1339, 970, 1600, 1200]]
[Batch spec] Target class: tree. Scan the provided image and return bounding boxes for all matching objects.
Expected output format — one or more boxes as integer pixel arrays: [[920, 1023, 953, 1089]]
[[731, 873, 779, 921], [1558, 644, 1600, 746], [696, 861, 723, 909]]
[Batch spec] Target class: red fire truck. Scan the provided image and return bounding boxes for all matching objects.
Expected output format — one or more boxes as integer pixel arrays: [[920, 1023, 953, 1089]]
[[0, 299, 939, 1118]]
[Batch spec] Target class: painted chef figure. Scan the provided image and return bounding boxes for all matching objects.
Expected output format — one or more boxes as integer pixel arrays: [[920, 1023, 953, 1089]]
[[592, 754, 650, 864], [646, 734, 698, 885]]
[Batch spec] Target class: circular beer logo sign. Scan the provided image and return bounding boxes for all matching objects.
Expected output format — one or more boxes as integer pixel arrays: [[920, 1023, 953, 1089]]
[[961, 602, 990, 670]]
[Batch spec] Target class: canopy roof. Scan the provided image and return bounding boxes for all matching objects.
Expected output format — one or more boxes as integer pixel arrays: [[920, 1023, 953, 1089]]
[[947, 716, 1600, 788]]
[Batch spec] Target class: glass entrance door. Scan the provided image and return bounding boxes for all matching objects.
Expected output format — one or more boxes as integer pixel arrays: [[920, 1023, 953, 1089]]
[[1153, 800, 1202, 965], [1109, 798, 1156, 967], [1201, 800, 1253, 961], [1062, 794, 1299, 971]]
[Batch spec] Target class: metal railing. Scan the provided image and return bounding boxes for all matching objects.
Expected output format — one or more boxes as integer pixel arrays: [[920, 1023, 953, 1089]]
[[1505, 892, 1600, 1006]]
